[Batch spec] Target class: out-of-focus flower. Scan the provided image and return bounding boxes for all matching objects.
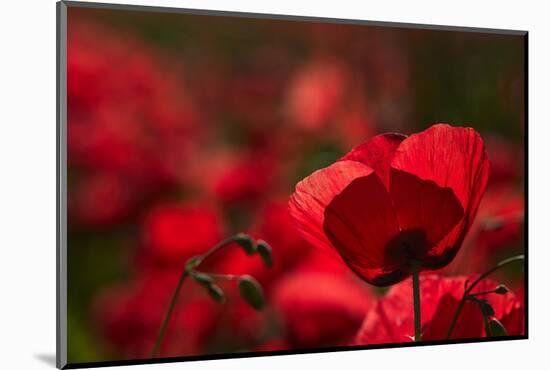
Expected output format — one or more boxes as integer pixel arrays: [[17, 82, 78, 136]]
[[334, 103, 376, 148], [289, 124, 490, 286], [273, 272, 373, 348], [214, 154, 276, 206], [67, 18, 201, 226], [217, 297, 272, 347], [285, 60, 347, 130], [140, 204, 224, 266], [354, 274, 523, 344], [93, 272, 219, 359], [475, 187, 524, 252], [255, 201, 312, 272], [447, 185, 524, 275]]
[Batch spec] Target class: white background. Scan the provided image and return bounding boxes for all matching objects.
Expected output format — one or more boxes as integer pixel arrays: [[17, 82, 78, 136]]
[[0, 0, 548, 369]]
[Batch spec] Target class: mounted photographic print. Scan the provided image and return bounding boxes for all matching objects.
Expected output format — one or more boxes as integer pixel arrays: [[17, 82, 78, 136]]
[[56, 1, 528, 368]]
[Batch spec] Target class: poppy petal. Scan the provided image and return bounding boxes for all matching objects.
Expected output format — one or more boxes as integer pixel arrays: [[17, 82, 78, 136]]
[[389, 169, 464, 262], [340, 133, 407, 188], [289, 160, 377, 253], [391, 123, 490, 220], [323, 169, 402, 285], [390, 124, 490, 266]]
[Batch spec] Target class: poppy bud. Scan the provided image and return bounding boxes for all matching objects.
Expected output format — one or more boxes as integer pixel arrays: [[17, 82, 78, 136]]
[[486, 318, 508, 337], [238, 275, 265, 310], [234, 233, 255, 255], [207, 283, 225, 303], [255, 240, 273, 267], [494, 284, 509, 295], [192, 272, 213, 286], [476, 299, 495, 317]]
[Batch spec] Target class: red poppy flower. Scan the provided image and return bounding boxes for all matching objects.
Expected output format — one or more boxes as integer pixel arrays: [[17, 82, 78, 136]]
[[67, 17, 200, 218], [273, 272, 373, 348], [140, 204, 223, 266], [289, 124, 490, 286], [354, 274, 524, 344]]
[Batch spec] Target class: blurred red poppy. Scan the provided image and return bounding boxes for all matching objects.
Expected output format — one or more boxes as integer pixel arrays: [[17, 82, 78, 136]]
[[214, 154, 276, 206], [289, 124, 490, 286], [67, 19, 201, 228], [93, 271, 219, 359], [285, 60, 347, 130], [354, 274, 523, 344], [447, 185, 524, 275], [140, 204, 224, 266], [475, 186, 524, 252], [273, 272, 373, 348]]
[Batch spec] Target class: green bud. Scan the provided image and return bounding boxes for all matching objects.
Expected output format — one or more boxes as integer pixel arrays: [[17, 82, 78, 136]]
[[234, 233, 255, 255], [478, 299, 495, 317], [487, 318, 508, 337], [238, 275, 265, 310], [207, 283, 225, 303], [494, 284, 509, 295], [256, 240, 273, 268], [192, 272, 213, 286]]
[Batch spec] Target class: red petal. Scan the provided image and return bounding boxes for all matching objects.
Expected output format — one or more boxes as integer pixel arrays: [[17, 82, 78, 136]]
[[323, 169, 402, 285], [389, 169, 464, 262], [354, 275, 446, 344], [340, 132, 406, 188], [391, 124, 490, 267], [391, 124, 490, 221], [273, 272, 373, 347], [289, 160, 376, 253], [355, 275, 523, 344]]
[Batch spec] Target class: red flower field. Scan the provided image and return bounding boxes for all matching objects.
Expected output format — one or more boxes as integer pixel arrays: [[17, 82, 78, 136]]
[[65, 6, 525, 365]]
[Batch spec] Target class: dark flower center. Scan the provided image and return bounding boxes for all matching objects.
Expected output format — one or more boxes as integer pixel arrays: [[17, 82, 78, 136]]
[[385, 229, 430, 268]]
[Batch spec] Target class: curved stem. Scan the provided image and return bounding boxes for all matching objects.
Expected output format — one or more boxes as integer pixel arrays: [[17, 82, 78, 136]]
[[470, 289, 498, 296], [150, 234, 243, 358], [412, 263, 422, 342], [150, 270, 189, 358], [199, 234, 244, 262], [446, 254, 524, 339]]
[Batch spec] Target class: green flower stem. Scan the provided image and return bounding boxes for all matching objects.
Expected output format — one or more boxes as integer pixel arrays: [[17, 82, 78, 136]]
[[470, 289, 498, 296], [412, 262, 422, 342], [207, 273, 241, 281], [150, 234, 243, 358], [445, 254, 524, 339], [198, 234, 244, 262], [150, 269, 189, 358]]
